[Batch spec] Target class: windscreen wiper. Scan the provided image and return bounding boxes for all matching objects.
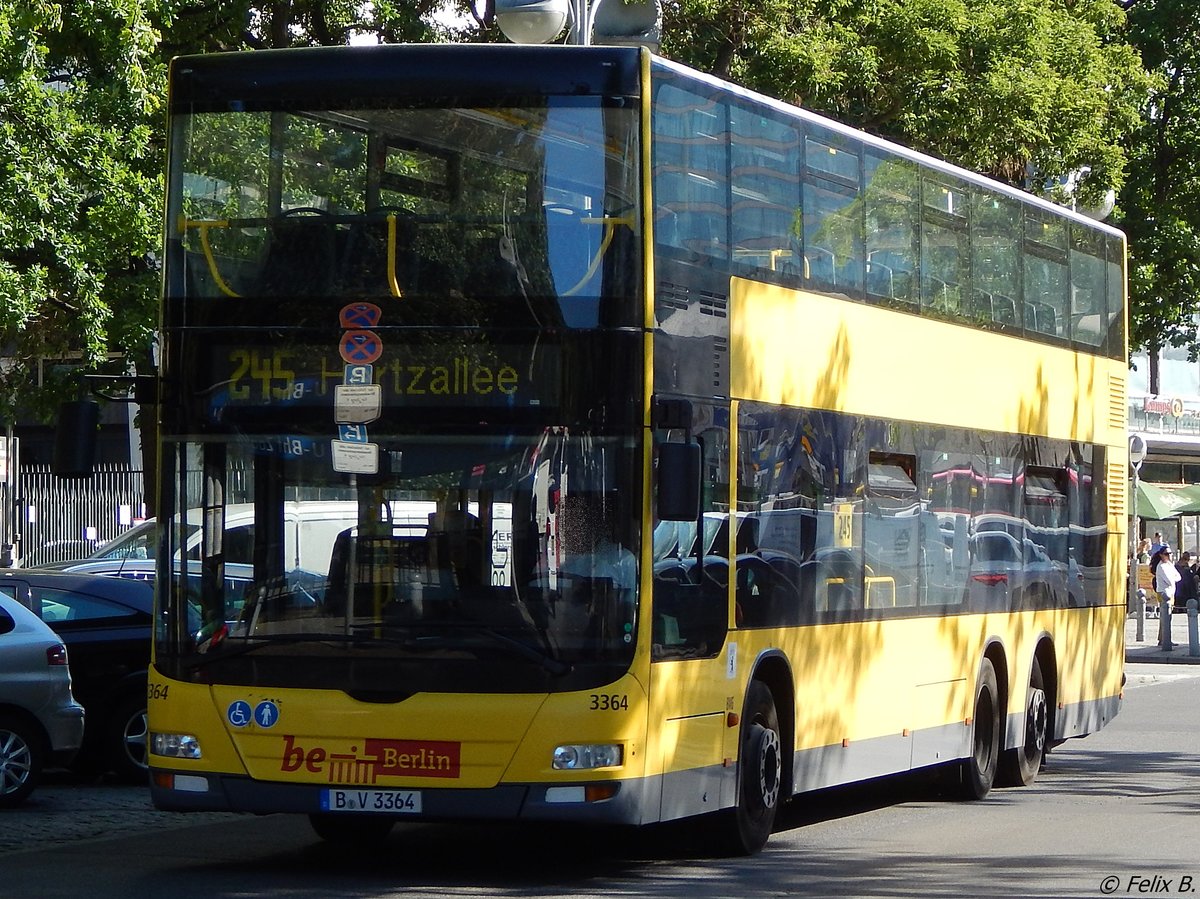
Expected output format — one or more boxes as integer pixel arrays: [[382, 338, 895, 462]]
[[183, 632, 405, 670], [382, 621, 573, 675]]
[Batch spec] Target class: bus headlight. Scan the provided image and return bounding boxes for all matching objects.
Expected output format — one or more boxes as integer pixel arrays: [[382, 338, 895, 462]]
[[552, 743, 623, 770], [152, 731, 203, 759]]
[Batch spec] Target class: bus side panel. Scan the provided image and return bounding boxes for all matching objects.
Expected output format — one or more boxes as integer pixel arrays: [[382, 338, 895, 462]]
[[645, 654, 739, 823], [729, 277, 1106, 443], [1052, 603, 1124, 740]]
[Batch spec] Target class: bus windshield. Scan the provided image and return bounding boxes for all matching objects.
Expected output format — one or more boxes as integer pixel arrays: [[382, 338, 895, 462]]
[[159, 429, 641, 695], [156, 76, 646, 694], [171, 98, 641, 328]]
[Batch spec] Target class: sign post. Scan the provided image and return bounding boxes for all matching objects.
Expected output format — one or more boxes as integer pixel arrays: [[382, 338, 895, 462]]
[[1130, 434, 1148, 642]]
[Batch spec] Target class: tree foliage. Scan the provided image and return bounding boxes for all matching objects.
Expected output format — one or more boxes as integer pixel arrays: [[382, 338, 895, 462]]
[[0, 1, 485, 420], [1116, 0, 1200, 370], [0, 0, 167, 418], [660, 0, 1150, 212], [0, 0, 1179, 422]]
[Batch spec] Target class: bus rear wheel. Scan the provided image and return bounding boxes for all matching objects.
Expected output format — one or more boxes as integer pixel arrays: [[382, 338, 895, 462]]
[[998, 656, 1047, 787], [716, 680, 781, 855], [959, 657, 1000, 800]]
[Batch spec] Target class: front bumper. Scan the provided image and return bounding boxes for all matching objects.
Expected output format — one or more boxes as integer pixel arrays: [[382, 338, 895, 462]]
[[149, 768, 649, 826]]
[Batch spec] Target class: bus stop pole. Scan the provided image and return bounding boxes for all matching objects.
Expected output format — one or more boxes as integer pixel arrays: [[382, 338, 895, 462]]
[[1130, 436, 1146, 643], [1189, 598, 1199, 657]]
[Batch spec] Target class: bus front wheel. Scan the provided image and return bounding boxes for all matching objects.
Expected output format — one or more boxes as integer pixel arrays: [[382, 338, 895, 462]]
[[959, 657, 1000, 800], [716, 680, 782, 855], [998, 656, 1047, 787]]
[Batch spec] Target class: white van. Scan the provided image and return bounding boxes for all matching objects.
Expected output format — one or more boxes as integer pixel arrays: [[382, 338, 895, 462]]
[[80, 501, 429, 575], [74, 500, 513, 583]]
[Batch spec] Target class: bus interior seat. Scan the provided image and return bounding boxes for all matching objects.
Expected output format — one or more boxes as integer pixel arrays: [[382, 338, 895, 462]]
[[865, 259, 892, 297], [1072, 312, 1102, 347], [763, 551, 811, 624], [804, 246, 837, 287], [971, 288, 1018, 327], [256, 213, 336, 297], [991, 293, 1018, 326], [338, 209, 417, 295], [463, 235, 525, 299], [324, 528, 424, 618], [735, 517, 759, 555], [427, 509, 484, 589], [735, 555, 777, 628], [817, 550, 860, 613], [1026, 300, 1059, 336]]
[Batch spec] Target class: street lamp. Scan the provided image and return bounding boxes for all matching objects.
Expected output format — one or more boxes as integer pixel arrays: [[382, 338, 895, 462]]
[[493, 0, 570, 45], [494, 0, 660, 47], [1129, 433, 1147, 641]]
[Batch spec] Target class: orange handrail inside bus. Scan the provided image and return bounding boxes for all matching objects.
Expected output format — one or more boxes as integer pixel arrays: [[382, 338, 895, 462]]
[[385, 214, 404, 299], [562, 215, 635, 297], [178, 215, 241, 298]]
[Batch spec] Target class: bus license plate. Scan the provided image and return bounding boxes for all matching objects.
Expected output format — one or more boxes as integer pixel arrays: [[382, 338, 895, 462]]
[[320, 789, 422, 814]]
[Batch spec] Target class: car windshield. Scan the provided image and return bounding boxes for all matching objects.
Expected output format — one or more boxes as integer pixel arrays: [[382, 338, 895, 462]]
[[91, 521, 179, 562]]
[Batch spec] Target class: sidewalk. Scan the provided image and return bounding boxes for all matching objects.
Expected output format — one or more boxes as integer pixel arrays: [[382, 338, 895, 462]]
[[1125, 604, 1200, 664]]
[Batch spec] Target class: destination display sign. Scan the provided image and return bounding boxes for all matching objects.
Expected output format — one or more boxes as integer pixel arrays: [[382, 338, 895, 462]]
[[202, 341, 557, 419]]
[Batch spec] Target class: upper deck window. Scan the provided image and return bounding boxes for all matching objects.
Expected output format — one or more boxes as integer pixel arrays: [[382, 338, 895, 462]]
[[168, 98, 641, 329]]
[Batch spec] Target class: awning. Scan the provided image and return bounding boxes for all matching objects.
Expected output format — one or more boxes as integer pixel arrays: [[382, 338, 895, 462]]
[[1134, 481, 1200, 520]]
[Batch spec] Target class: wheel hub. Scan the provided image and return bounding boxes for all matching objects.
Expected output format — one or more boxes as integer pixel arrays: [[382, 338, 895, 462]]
[[757, 728, 781, 809], [1026, 687, 1047, 753]]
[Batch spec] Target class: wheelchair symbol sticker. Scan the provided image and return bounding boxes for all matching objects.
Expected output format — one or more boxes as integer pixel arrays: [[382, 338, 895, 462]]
[[227, 700, 252, 728], [254, 701, 280, 729]]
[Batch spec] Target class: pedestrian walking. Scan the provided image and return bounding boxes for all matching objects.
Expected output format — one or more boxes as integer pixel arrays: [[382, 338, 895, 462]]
[[1177, 551, 1199, 611], [1154, 547, 1181, 612]]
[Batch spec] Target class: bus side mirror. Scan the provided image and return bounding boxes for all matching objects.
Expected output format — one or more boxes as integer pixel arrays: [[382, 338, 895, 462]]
[[657, 441, 700, 522], [52, 400, 100, 479]]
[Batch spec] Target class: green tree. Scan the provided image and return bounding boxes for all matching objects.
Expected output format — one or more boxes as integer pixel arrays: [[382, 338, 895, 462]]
[[1116, 0, 1200, 381], [161, 0, 477, 54], [660, 0, 1149, 212], [0, 0, 167, 419], [0, 1, 475, 422]]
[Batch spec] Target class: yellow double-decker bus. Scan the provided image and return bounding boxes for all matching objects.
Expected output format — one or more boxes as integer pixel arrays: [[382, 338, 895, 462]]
[[146, 44, 1127, 854]]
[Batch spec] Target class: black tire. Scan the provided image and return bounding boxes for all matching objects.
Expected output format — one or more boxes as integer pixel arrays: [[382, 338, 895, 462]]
[[716, 680, 782, 855], [998, 656, 1048, 787], [959, 657, 1000, 800], [107, 695, 149, 783], [309, 813, 395, 845], [0, 714, 45, 808]]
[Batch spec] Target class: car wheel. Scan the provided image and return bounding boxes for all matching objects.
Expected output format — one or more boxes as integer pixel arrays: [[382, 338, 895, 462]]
[[0, 713, 45, 808], [108, 695, 150, 783]]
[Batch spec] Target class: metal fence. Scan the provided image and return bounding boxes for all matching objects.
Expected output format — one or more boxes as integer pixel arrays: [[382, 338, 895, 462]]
[[14, 464, 148, 567]]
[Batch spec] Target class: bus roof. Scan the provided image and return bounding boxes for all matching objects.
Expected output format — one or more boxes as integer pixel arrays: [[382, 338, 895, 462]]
[[169, 43, 643, 112], [650, 53, 1126, 241]]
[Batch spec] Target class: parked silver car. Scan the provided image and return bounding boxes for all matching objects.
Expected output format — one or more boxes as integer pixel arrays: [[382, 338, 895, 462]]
[[0, 591, 86, 806]]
